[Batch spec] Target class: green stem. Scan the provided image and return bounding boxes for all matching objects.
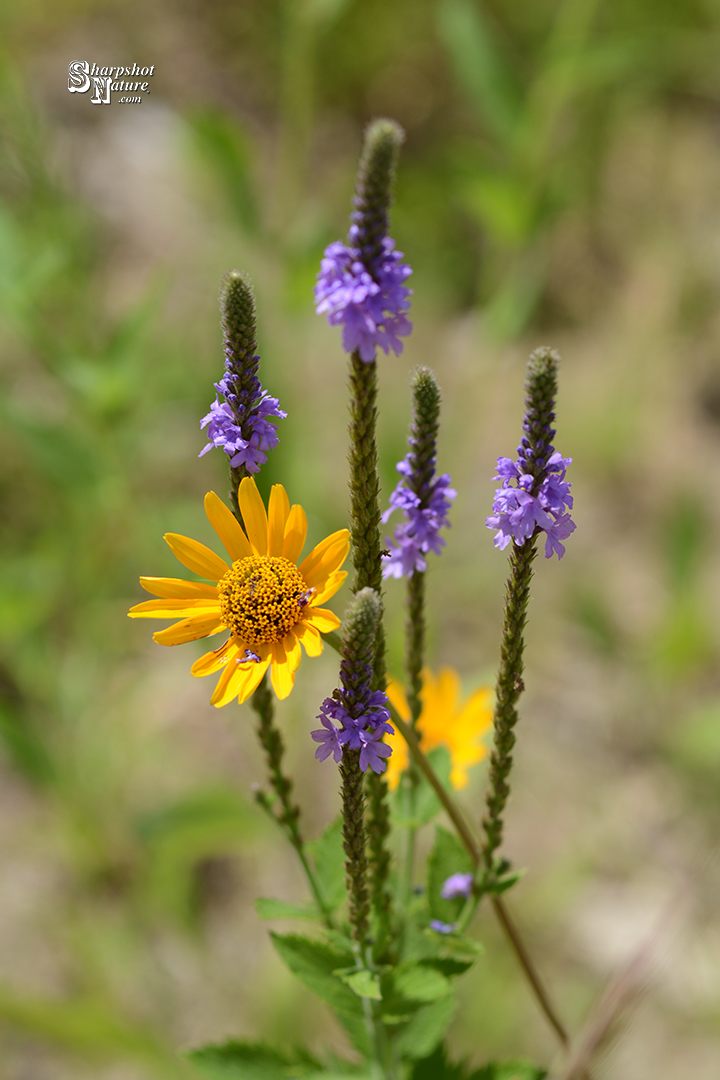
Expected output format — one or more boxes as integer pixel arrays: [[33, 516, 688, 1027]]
[[347, 350, 393, 933], [250, 674, 335, 929], [481, 536, 537, 869], [389, 702, 572, 1051], [399, 569, 425, 916]]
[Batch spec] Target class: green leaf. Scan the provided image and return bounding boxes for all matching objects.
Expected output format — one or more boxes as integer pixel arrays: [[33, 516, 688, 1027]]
[[254, 898, 320, 921], [188, 1039, 303, 1079], [410, 1044, 548, 1080], [427, 827, 475, 924], [306, 817, 347, 911], [334, 967, 382, 1000], [270, 934, 363, 1020], [392, 963, 452, 1003], [394, 993, 457, 1059], [470, 1064, 547, 1080]]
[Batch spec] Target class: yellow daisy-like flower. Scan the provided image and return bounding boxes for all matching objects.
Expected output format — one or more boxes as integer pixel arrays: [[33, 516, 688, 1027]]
[[385, 667, 493, 791], [128, 477, 349, 705]]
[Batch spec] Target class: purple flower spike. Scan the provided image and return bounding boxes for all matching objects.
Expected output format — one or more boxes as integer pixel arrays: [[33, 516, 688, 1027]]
[[485, 351, 575, 560], [440, 872, 474, 900], [314, 118, 412, 363], [200, 272, 286, 480], [486, 452, 575, 559], [315, 238, 412, 362], [382, 368, 455, 579]]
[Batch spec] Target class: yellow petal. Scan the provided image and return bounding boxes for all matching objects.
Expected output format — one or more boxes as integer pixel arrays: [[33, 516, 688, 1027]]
[[152, 614, 226, 645], [282, 630, 302, 673], [204, 491, 251, 562], [311, 570, 347, 606], [140, 577, 218, 600], [295, 621, 323, 657], [191, 638, 240, 677], [269, 640, 296, 699], [235, 659, 270, 704], [129, 598, 221, 619], [304, 607, 341, 633], [164, 533, 230, 582], [383, 726, 409, 791], [238, 477, 268, 555], [299, 530, 350, 589], [282, 504, 308, 563], [211, 653, 269, 707], [385, 677, 410, 722], [267, 485, 290, 557]]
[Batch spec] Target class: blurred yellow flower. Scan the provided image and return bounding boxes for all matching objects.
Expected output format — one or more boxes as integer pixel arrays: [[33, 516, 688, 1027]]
[[385, 668, 493, 791], [129, 477, 349, 705]]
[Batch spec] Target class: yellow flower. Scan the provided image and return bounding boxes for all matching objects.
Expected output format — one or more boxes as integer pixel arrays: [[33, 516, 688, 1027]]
[[129, 477, 349, 705], [385, 668, 493, 791]]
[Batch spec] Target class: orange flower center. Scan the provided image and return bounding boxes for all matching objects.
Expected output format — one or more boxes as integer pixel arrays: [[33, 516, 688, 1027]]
[[217, 555, 307, 647]]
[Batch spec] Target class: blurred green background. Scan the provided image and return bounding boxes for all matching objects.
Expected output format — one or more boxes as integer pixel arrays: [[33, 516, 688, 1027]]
[[2, 0, 720, 1076]]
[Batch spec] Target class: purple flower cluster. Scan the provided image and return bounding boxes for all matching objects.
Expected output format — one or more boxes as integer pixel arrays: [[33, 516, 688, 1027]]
[[430, 920, 457, 934], [311, 690, 394, 774], [485, 451, 575, 559], [314, 235, 412, 363], [440, 872, 474, 900], [382, 457, 456, 579], [199, 371, 286, 475]]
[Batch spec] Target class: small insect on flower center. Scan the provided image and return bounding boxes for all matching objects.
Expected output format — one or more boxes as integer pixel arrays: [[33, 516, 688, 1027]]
[[218, 555, 308, 647]]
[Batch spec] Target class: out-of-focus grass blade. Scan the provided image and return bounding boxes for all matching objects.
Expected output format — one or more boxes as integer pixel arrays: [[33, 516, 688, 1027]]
[[437, 0, 522, 142]]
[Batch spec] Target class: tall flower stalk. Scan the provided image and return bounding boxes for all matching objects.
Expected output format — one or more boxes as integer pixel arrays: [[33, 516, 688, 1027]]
[[382, 367, 455, 907], [481, 347, 575, 871], [316, 118, 411, 935], [203, 272, 327, 917]]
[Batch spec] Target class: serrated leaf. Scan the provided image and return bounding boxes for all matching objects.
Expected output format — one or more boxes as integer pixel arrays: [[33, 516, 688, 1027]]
[[427, 827, 475, 924], [395, 993, 457, 1059], [335, 967, 382, 1000], [188, 1039, 303, 1079], [306, 817, 347, 911], [270, 934, 362, 1020], [254, 898, 319, 921]]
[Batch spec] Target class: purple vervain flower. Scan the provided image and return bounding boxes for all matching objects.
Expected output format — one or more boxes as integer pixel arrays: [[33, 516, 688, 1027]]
[[200, 271, 286, 479], [382, 368, 455, 578], [311, 687, 395, 775], [430, 920, 457, 934], [315, 238, 412, 362], [485, 349, 575, 560], [314, 118, 412, 363], [486, 450, 575, 559], [440, 872, 474, 900]]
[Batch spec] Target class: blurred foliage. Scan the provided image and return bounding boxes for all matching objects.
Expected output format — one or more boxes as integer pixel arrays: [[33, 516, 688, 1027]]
[[0, 0, 720, 1075]]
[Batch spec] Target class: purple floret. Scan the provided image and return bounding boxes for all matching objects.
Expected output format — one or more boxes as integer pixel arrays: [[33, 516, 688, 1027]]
[[430, 919, 457, 934], [314, 237, 412, 362], [310, 711, 344, 764], [486, 450, 575, 560], [440, 872, 474, 900], [357, 726, 393, 774]]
